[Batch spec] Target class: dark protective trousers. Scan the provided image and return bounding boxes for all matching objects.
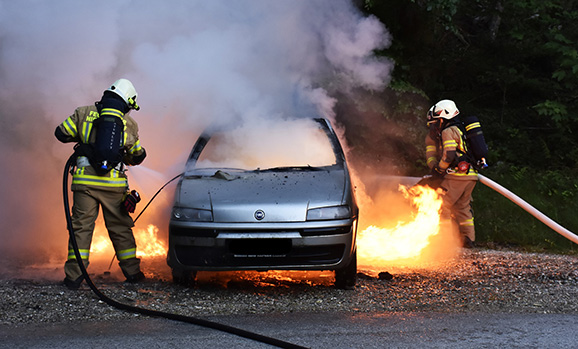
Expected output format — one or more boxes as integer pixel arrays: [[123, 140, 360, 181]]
[[64, 188, 141, 280]]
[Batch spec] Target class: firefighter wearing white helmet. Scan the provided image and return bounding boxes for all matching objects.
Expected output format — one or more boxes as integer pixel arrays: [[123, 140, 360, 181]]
[[55, 78, 147, 289], [108, 78, 140, 111], [424, 99, 478, 248]]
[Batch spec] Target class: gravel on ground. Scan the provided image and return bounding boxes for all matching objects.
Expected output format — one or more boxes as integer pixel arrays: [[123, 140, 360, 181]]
[[1, 248, 577, 326]]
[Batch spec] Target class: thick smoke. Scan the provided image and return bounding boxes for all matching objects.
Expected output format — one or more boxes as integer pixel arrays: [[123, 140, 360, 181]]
[[0, 0, 392, 266]]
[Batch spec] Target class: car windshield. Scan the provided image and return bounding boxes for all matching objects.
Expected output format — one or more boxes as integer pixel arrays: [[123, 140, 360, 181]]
[[192, 118, 339, 171]]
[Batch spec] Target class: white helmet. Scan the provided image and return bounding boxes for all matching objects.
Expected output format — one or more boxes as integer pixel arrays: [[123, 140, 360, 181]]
[[107, 78, 140, 110], [427, 99, 459, 122]]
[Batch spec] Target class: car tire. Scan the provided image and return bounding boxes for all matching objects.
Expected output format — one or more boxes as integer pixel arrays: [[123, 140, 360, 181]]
[[172, 269, 197, 287], [334, 250, 357, 290]]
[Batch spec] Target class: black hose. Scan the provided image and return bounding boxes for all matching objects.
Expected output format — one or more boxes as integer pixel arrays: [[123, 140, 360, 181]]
[[63, 154, 308, 349], [133, 172, 183, 223]]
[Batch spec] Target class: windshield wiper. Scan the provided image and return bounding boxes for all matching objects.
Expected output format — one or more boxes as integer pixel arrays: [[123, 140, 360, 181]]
[[184, 168, 245, 179]]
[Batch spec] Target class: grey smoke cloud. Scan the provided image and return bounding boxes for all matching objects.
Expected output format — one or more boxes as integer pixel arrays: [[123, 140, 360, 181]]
[[0, 0, 392, 264]]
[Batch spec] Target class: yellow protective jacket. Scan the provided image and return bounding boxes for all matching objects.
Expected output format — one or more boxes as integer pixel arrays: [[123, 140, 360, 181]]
[[425, 124, 477, 181], [56, 105, 145, 192]]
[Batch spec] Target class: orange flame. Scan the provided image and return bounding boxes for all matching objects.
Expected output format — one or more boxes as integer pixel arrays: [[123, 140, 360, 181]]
[[357, 185, 444, 269], [90, 231, 112, 254], [135, 224, 167, 258], [89, 224, 167, 259]]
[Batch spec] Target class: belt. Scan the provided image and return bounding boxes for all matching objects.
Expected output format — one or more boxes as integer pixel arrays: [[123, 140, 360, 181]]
[[76, 156, 125, 172]]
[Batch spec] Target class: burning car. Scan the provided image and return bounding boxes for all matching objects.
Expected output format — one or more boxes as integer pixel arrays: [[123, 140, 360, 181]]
[[167, 118, 358, 289]]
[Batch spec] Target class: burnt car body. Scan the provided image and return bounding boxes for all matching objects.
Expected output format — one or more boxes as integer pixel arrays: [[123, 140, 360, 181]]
[[167, 118, 358, 288]]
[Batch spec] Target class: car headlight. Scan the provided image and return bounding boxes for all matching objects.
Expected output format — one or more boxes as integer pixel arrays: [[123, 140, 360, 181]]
[[306, 205, 351, 221], [172, 207, 213, 222]]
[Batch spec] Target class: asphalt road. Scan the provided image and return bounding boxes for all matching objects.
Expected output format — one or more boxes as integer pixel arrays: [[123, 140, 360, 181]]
[[2, 311, 577, 348]]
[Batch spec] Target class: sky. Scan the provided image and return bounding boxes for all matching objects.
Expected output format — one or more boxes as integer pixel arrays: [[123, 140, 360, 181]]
[[0, 0, 393, 265]]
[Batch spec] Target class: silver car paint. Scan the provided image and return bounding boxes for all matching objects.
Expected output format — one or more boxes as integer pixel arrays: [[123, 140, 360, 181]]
[[167, 118, 357, 272], [176, 169, 347, 223]]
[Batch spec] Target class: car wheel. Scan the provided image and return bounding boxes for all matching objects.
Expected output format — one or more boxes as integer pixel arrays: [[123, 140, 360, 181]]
[[334, 250, 357, 290], [172, 269, 197, 287]]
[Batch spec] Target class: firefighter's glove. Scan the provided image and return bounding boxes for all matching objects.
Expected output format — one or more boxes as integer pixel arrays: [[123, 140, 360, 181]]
[[431, 165, 446, 179], [123, 190, 141, 214]]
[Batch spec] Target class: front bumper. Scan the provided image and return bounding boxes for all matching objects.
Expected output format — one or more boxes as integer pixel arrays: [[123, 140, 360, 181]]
[[167, 219, 357, 271]]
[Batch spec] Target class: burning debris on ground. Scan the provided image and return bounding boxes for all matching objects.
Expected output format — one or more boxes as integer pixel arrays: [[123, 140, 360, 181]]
[[378, 272, 394, 281], [1, 249, 577, 326]]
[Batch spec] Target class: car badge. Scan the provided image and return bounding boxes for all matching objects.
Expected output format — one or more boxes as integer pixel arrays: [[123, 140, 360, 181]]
[[254, 209, 265, 220]]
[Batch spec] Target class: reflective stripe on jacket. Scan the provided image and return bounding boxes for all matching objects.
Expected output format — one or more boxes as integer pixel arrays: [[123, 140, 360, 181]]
[[57, 105, 145, 191], [425, 125, 477, 181]]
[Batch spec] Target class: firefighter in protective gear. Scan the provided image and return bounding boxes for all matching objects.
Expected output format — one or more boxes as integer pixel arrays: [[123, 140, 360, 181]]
[[107, 77, 140, 111], [55, 78, 147, 289], [425, 99, 478, 248]]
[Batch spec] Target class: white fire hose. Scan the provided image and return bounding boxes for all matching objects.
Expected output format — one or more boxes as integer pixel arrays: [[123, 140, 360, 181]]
[[478, 174, 578, 245]]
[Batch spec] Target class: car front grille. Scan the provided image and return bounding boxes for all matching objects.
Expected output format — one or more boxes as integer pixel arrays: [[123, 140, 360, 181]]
[[174, 243, 346, 268]]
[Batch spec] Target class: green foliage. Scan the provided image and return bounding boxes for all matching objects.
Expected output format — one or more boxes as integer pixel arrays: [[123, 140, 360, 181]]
[[532, 100, 568, 126], [408, 0, 460, 31], [474, 165, 578, 252], [389, 79, 428, 98]]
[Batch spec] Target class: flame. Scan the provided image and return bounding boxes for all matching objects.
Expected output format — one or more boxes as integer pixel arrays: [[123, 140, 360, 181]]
[[357, 185, 444, 269], [135, 224, 167, 258], [88, 224, 167, 259], [90, 231, 113, 254], [86, 182, 449, 279]]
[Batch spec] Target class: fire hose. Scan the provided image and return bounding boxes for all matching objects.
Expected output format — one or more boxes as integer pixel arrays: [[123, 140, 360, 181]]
[[62, 153, 307, 349], [478, 174, 578, 245]]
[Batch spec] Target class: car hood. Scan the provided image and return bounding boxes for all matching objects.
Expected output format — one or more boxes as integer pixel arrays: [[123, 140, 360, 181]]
[[176, 169, 347, 223]]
